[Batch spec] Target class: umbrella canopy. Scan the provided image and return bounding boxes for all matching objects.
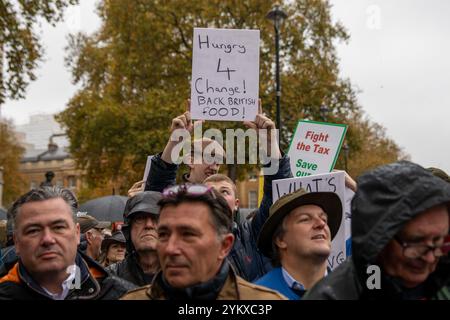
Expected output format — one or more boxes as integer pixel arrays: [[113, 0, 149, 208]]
[[0, 207, 6, 220], [79, 195, 128, 222]]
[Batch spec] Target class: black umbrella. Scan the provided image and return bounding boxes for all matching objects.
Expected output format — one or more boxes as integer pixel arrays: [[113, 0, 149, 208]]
[[79, 195, 128, 222], [0, 208, 6, 220]]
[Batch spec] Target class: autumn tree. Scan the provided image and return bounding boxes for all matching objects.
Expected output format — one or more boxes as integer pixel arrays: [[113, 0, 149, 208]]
[[58, 0, 405, 196], [0, 120, 26, 206], [0, 0, 78, 104]]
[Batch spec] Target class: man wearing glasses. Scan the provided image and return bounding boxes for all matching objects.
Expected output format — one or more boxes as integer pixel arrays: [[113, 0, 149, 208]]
[[107, 191, 162, 286], [305, 161, 450, 300]]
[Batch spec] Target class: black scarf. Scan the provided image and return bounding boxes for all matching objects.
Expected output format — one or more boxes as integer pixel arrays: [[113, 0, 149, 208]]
[[158, 262, 229, 300]]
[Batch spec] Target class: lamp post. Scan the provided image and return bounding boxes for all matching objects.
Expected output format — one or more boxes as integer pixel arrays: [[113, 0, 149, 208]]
[[319, 104, 329, 122], [342, 142, 349, 172], [266, 4, 287, 130]]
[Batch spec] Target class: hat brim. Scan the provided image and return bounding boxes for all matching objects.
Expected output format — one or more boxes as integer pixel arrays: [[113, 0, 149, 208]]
[[101, 237, 126, 252], [257, 192, 343, 258], [96, 221, 111, 229]]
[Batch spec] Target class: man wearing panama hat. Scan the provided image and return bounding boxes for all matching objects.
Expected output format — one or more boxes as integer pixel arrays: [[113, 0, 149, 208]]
[[254, 188, 342, 300]]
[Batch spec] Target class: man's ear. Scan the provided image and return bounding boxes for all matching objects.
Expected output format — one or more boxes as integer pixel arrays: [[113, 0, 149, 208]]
[[234, 198, 240, 211], [274, 234, 287, 250], [218, 233, 235, 260], [85, 230, 93, 244]]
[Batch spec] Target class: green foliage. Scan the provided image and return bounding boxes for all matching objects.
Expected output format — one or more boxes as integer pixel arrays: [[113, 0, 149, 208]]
[[0, 120, 26, 206], [58, 0, 405, 196], [0, 0, 79, 103]]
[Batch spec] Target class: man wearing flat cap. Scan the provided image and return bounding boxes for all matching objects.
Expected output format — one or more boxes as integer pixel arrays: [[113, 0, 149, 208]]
[[254, 188, 342, 299], [77, 214, 110, 261], [107, 191, 162, 286]]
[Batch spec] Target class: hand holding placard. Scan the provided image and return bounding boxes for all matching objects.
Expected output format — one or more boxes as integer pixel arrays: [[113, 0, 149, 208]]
[[244, 101, 281, 159], [170, 100, 204, 135]]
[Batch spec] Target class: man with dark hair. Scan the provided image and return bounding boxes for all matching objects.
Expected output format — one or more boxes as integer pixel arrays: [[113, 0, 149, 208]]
[[254, 188, 342, 299], [107, 191, 162, 286], [305, 161, 450, 300], [121, 184, 286, 300], [0, 187, 135, 300]]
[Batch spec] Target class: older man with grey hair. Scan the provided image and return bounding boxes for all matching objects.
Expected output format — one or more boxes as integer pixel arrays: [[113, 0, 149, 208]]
[[0, 186, 135, 300]]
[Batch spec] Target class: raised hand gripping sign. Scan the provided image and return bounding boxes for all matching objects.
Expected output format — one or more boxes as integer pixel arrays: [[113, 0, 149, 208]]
[[190, 28, 260, 121]]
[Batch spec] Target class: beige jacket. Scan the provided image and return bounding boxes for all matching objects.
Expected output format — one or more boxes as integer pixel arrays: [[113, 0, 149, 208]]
[[121, 269, 287, 300]]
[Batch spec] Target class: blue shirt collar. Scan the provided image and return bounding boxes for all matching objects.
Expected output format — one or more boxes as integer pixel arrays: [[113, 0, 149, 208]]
[[281, 267, 306, 291], [281, 266, 328, 291]]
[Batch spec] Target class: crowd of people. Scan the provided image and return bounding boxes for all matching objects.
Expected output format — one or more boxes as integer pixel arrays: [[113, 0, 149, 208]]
[[0, 109, 449, 300]]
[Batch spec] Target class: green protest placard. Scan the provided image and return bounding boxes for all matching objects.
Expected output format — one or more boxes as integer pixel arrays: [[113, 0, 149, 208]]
[[287, 120, 347, 177]]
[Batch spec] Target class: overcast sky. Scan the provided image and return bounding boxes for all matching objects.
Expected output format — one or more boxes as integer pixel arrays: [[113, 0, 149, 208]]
[[2, 0, 450, 174]]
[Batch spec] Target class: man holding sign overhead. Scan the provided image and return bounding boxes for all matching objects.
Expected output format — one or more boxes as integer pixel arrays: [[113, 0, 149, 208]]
[[144, 27, 293, 281], [144, 101, 292, 281]]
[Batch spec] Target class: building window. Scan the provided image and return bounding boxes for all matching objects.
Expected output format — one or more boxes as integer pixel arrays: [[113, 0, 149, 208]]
[[68, 176, 76, 189], [248, 172, 257, 181], [248, 191, 258, 209], [56, 179, 63, 187], [30, 181, 37, 189]]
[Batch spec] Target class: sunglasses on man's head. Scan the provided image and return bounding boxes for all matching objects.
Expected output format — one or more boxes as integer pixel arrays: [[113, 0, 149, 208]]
[[162, 184, 216, 199]]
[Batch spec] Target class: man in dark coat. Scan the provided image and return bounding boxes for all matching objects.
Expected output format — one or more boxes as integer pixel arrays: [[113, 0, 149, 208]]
[[144, 108, 292, 281], [106, 191, 161, 286], [0, 187, 135, 300], [305, 161, 450, 300]]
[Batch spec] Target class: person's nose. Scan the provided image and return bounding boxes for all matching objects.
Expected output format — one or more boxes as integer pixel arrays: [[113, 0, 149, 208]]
[[421, 248, 438, 263], [41, 228, 57, 246], [143, 216, 156, 229], [164, 234, 181, 256], [313, 217, 327, 230]]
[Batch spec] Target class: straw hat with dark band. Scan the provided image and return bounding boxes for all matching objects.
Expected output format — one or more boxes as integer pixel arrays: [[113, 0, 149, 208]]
[[257, 188, 343, 258]]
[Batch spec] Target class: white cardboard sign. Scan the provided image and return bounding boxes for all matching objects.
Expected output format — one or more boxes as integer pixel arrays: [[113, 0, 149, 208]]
[[288, 120, 347, 177], [272, 171, 348, 270], [190, 28, 260, 121], [142, 155, 154, 182]]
